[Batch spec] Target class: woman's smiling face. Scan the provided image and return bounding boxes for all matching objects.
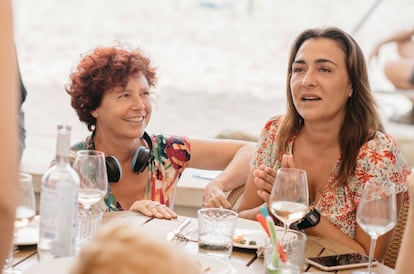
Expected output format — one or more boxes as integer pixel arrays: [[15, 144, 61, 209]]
[[290, 37, 353, 124], [91, 73, 152, 140]]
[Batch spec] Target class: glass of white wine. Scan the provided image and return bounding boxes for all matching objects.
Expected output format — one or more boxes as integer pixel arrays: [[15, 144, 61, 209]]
[[354, 180, 397, 274], [269, 168, 309, 243], [73, 150, 108, 213], [3, 173, 36, 274]]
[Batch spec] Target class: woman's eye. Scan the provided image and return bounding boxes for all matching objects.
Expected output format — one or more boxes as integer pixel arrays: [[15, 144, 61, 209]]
[[320, 67, 331, 73], [292, 67, 304, 73], [140, 91, 150, 97], [118, 92, 129, 98]]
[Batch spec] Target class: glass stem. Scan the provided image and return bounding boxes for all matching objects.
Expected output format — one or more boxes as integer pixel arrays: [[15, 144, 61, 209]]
[[368, 236, 377, 274], [282, 224, 289, 245]]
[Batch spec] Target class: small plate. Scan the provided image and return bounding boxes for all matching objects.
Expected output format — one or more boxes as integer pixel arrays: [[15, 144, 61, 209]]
[[233, 227, 285, 250], [233, 229, 266, 249], [193, 253, 236, 274], [15, 215, 39, 246]]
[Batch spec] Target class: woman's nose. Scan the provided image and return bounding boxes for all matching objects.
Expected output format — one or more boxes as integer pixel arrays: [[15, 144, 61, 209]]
[[301, 70, 318, 88], [131, 94, 145, 109]]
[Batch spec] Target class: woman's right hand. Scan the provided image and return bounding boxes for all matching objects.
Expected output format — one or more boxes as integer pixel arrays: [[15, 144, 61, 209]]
[[254, 154, 295, 203], [129, 200, 177, 220], [253, 164, 276, 204]]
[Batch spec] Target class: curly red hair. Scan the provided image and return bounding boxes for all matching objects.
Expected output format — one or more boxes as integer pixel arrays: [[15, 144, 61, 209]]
[[66, 44, 157, 131]]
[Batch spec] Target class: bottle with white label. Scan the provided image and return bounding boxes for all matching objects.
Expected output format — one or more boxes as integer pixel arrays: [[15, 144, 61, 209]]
[[38, 124, 80, 260]]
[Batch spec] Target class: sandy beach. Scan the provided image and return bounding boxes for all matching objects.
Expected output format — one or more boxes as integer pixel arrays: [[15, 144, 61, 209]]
[[12, 0, 414, 172]]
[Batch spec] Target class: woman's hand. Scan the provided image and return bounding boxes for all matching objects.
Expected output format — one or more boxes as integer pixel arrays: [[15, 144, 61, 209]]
[[253, 154, 295, 203], [253, 164, 276, 204], [202, 181, 232, 209], [129, 200, 177, 220]]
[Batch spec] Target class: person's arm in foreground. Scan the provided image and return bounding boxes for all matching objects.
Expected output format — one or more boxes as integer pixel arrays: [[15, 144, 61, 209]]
[[188, 138, 255, 209], [0, 0, 20, 267], [395, 174, 414, 274], [369, 27, 414, 60]]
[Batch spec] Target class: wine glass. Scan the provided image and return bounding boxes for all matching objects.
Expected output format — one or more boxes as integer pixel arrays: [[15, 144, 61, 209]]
[[73, 150, 108, 214], [269, 168, 309, 243], [355, 180, 397, 274], [3, 173, 36, 274]]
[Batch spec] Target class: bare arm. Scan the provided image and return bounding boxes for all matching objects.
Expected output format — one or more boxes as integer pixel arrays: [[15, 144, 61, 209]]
[[188, 139, 255, 208], [237, 168, 266, 219], [0, 0, 19, 267], [188, 138, 255, 170], [369, 27, 414, 60]]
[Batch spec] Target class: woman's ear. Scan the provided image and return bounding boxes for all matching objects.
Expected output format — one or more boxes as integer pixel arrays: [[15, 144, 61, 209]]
[[91, 110, 98, 118]]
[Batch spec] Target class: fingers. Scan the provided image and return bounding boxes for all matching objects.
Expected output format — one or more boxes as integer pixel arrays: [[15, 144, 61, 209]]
[[203, 195, 232, 209], [202, 183, 232, 209], [253, 165, 275, 194], [257, 189, 270, 205], [129, 200, 177, 220]]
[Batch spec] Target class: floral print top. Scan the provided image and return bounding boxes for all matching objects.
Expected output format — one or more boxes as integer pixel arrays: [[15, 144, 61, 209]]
[[71, 133, 191, 211], [252, 115, 410, 238]]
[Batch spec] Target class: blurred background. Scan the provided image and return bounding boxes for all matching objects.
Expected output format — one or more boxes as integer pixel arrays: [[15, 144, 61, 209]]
[[13, 0, 414, 173]]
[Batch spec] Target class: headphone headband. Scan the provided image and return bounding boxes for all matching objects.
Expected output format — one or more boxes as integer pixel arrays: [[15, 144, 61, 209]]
[[87, 131, 154, 182]]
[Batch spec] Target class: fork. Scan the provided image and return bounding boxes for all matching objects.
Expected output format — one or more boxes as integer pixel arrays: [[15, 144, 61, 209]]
[[173, 233, 198, 243]]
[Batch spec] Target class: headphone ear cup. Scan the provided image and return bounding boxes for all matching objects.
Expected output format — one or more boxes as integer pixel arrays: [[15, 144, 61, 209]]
[[105, 156, 122, 183], [131, 147, 154, 174]]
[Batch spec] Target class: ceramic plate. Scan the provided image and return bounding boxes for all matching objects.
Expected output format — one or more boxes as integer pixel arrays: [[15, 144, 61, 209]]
[[233, 229, 266, 249], [193, 253, 236, 274], [233, 228, 285, 250], [22, 256, 76, 274], [15, 215, 39, 246]]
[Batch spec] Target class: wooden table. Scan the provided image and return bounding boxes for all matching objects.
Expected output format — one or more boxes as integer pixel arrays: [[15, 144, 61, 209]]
[[13, 211, 395, 273]]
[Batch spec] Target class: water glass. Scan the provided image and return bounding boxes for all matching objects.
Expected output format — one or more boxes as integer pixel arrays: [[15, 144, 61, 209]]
[[264, 229, 307, 274], [75, 206, 103, 253], [197, 208, 238, 260]]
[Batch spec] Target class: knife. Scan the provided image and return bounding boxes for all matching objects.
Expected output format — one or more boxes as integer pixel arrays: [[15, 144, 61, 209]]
[[166, 218, 191, 241]]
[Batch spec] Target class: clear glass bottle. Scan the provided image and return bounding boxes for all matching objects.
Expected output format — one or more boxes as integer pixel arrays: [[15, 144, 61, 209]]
[[38, 124, 80, 260]]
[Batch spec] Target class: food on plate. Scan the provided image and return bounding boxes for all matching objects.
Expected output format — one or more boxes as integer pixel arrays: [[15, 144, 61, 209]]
[[233, 234, 257, 246]]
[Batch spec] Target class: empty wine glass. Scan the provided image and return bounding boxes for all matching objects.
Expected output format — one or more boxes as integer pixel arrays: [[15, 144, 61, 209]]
[[73, 150, 108, 214], [269, 168, 309, 243], [355, 180, 397, 274], [3, 173, 36, 274]]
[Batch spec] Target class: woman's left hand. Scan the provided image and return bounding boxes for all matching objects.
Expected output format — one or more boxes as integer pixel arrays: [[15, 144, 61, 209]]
[[129, 200, 178, 219]]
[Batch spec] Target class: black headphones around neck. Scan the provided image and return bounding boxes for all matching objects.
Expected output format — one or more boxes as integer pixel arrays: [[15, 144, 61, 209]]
[[88, 132, 154, 183]]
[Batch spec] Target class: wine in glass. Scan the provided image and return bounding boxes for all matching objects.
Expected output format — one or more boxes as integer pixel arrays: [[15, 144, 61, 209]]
[[355, 180, 397, 274], [3, 173, 36, 274], [269, 168, 309, 242], [73, 150, 108, 213]]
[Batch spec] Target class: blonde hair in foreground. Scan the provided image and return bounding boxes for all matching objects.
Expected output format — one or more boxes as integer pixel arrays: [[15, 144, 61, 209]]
[[70, 220, 202, 274]]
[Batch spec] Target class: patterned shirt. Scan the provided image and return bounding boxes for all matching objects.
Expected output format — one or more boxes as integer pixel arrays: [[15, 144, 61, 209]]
[[71, 133, 191, 211], [252, 115, 410, 238]]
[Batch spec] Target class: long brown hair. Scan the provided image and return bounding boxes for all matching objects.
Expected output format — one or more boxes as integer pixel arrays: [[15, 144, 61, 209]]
[[277, 27, 384, 186]]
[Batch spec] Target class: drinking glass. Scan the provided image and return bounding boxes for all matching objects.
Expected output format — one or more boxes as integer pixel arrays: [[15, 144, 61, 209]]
[[355, 180, 397, 274], [269, 168, 309, 243], [197, 208, 238, 260], [3, 173, 36, 274], [73, 150, 108, 213]]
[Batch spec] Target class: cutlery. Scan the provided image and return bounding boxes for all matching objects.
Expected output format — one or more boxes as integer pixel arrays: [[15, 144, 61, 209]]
[[166, 218, 191, 241]]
